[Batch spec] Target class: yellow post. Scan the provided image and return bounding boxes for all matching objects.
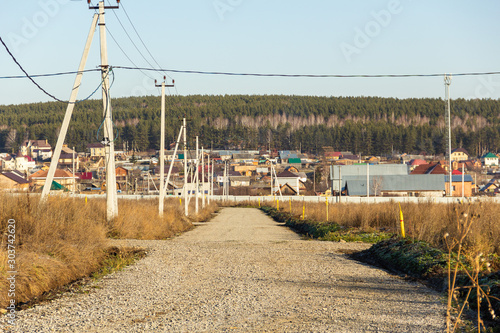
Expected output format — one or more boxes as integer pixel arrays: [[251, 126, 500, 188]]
[[302, 202, 305, 220], [85, 196, 88, 205], [289, 198, 292, 213], [399, 203, 406, 238], [180, 198, 182, 206], [258, 197, 261, 208], [277, 199, 279, 211], [325, 197, 329, 221]]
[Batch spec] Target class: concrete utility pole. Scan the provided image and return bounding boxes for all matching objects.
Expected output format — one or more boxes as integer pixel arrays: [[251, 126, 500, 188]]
[[211, 160, 214, 203], [72, 147, 76, 193], [155, 77, 174, 216], [183, 117, 188, 216], [445, 74, 452, 196], [88, 0, 121, 220], [195, 136, 199, 215], [201, 146, 205, 208], [41, 14, 98, 201]]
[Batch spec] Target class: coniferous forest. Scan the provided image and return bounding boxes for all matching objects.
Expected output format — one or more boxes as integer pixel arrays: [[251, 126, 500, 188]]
[[1, 95, 499, 156]]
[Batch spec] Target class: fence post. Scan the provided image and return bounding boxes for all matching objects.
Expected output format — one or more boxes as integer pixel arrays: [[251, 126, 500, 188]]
[[325, 196, 329, 221], [399, 203, 406, 238]]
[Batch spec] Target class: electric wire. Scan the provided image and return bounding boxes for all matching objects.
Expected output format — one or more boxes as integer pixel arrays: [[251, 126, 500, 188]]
[[112, 66, 500, 79], [120, 0, 174, 82], [88, 1, 156, 82], [109, 0, 177, 95], [96, 68, 119, 142], [1, 35, 66, 102], [0, 69, 100, 80], [105, 26, 155, 80], [106, 0, 161, 80], [1, 35, 108, 103]]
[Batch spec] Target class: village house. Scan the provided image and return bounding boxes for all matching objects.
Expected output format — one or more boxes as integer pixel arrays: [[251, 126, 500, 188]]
[[1, 155, 16, 170], [481, 152, 499, 167], [454, 159, 482, 172], [480, 181, 499, 194], [29, 169, 79, 192], [278, 151, 301, 164], [445, 173, 473, 197], [229, 176, 251, 187], [20, 140, 52, 160], [234, 165, 257, 177], [330, 164, 444, 197], [342, 174, 445, 197], [450, 148, 469, 162], [273, 170, 305, 195], [15, 156, 36, 172], [0, 171, 30, 191], [410, 162, 447, 175], [56, 153, 80, 170], [325, 151, 342, 162], [407, 159, 427, 172], [232, 153, 256, 164], [87, 143, 106, 158]]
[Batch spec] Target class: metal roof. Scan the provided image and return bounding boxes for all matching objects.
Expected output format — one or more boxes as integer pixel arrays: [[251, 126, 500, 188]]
[[1, 172, 29, 184], [445, 175, 473, 182], [344, 174, 445, 196], [331, 164, 409, 191]]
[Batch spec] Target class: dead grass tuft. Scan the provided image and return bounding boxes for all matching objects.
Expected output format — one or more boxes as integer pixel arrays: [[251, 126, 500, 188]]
[[110, 198, 193, 239], [292, 200, 500, 256], [0, 194, 217, 308], [0, 194, 107, 307]]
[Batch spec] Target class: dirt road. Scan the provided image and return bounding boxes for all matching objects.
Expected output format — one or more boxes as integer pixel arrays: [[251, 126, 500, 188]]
[[3, 208, 445, 332]]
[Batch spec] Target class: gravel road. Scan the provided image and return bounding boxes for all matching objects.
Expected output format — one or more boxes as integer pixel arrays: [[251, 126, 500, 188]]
[[2, 208, 445, 332]]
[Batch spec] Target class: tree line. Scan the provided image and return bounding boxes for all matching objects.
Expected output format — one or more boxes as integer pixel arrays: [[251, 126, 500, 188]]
[[0, 95, 499, 157]]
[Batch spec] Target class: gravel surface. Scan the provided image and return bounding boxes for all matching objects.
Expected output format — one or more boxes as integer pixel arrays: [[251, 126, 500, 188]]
[[2, 208, 446, 332]]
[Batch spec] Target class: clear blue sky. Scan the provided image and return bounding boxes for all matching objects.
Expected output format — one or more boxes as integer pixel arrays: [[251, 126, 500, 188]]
[[1, 0, 499, 105]]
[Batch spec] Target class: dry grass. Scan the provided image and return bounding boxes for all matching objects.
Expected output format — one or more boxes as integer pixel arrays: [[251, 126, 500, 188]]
[[0, 194, 107, 308], [0, 194, 217, 308], [110, 198, 193, 239], [273, 199, 500, 255]]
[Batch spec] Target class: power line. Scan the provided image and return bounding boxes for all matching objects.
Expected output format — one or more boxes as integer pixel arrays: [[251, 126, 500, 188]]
[[3, 64, 500, 83], [1, 35, 66, 102], [120, 1, 174, 82], [1, 35, 107, 103], [106, 0, 161, 79], [88, 1, 156, 82], [112, 66, 500, 79], [109, 0, 177, 95], [0, 69, 100, 80], [105, 26, 156, 81]]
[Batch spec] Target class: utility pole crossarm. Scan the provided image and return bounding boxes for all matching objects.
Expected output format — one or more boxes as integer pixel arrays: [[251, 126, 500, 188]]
[[88, 0, 119, 10]]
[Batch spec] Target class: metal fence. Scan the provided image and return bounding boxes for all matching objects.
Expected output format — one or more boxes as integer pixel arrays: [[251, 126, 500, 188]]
[[68, 193, 500, 205]]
